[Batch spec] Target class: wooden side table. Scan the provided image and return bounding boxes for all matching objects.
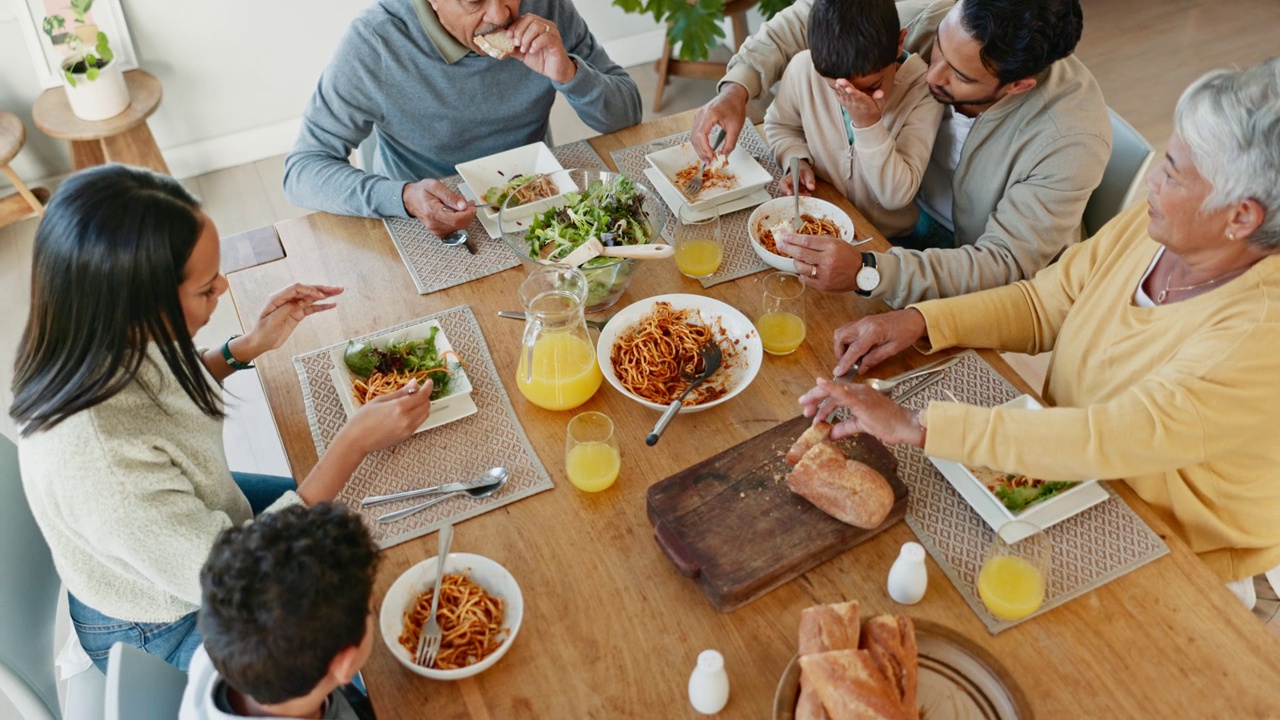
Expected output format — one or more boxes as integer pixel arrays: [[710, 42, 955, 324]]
[[653, 0, 760, 111], [32, 70, 170, 175], [0, 111, 50, 228]]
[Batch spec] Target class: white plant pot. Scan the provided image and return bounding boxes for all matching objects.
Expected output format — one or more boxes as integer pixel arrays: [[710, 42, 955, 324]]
[[61, 61, 131, 122]]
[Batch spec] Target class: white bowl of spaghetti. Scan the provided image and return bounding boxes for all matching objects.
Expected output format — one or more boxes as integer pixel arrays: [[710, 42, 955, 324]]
[[596, 294, 763, 414], [379, 552, 524, 680], [747, 197, 856, 273]]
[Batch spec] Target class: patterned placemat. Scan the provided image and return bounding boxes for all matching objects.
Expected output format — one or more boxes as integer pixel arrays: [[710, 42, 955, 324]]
[[879, 351, 1170, 634], [292, 305, 554, 549], [610, 125, 782, 288], [385, 140, 608, 294]]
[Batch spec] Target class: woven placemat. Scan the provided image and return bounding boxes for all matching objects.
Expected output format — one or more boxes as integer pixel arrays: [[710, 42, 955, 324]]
[[385, 140, 608, 294], [292, 305, 553, 549], [879, 351, 1169, 634], [610, 125, 782, 288]]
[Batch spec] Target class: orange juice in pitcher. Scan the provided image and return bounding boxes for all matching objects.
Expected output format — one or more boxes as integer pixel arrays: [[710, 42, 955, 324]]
[[515, 265, 603, 411]]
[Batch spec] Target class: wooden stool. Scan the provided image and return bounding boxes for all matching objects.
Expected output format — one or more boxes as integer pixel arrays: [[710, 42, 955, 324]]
[[32, 70, 170, 175], [653, 0, 760, 112], [0, 111, 50, 228]]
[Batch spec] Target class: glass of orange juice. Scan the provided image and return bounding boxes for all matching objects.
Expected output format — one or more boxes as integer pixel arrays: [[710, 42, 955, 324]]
[[565, 412, 621, 493], [756, 271, 806, 355], [977, 521, 1051, 621], [673, 202, 723, 279]]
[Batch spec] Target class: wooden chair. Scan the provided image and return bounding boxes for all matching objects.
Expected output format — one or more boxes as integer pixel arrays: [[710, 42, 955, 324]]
[[653, 0, 760, 112], [0, 111, 50, 229]]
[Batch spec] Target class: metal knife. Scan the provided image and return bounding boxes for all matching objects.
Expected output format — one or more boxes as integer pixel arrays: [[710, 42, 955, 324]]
[[361, 477, 489, 508]]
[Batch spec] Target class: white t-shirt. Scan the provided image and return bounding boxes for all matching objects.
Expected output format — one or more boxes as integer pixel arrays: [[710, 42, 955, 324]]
[[179, 645, 357, 720], [917, 106, 978, 231]]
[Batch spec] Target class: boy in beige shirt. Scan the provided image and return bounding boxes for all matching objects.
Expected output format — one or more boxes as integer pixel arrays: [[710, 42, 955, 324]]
[[765, 0, 943, 238]]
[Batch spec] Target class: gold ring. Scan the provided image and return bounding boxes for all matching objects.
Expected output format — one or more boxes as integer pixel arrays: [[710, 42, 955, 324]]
[[810, 265, 818, 278]]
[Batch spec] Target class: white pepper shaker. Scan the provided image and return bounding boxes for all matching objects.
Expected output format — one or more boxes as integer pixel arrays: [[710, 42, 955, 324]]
[[887, 541, 928, 605], [688, 649, 729, 714]]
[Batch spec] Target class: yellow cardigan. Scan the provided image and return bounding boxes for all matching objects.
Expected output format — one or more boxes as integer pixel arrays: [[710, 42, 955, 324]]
[[913, 203, 1280, 582]]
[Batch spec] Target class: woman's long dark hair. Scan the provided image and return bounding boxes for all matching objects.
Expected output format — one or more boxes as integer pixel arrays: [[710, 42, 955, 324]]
[[10, 164, 224, 436]]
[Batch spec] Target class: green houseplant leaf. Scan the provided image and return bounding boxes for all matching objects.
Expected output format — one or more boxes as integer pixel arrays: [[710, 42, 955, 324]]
[[85, 66, 99, 81], [64, 70, 77, 88], [70, 0, 95, 23], [96, 31, 113, 63], [666, 0, 726, 62]]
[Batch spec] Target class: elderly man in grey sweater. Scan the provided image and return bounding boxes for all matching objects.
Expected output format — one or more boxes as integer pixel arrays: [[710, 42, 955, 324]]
[[283, 0, 642, 235]]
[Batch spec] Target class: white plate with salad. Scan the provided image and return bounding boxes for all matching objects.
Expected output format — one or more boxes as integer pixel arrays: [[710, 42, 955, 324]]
[[455, 142, 573, 224], [328, 319, 477, 434], [927, 394, 1110, 540]]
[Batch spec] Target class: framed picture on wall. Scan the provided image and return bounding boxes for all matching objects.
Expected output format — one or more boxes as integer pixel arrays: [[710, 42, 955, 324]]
[[15, 0, 139, 89]]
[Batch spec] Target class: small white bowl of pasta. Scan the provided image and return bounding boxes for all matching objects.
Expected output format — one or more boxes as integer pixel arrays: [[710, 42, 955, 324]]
[[379, 552, 524, 680], [747, 197, 856, 273]]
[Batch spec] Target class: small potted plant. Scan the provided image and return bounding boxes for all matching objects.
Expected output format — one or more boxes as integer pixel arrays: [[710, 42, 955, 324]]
[[60, 31, 130, 121]]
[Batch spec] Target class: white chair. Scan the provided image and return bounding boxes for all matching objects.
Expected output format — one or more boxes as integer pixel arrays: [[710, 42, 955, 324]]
[[1083, 108, 1155, 237], [0, 434, 104, 720], [103, 644, 186, 720]]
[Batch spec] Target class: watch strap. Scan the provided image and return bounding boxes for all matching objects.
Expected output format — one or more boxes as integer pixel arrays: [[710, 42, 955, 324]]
[[221, 335, 254, 371]]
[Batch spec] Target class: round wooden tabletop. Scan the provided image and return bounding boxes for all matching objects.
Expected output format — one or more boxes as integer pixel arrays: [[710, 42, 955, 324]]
[[0, 111, 25, 166], [32, 69, 163, 142]]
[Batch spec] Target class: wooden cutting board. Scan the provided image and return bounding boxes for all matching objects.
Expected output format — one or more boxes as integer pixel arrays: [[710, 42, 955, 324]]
[[645, 415, 908, 612]]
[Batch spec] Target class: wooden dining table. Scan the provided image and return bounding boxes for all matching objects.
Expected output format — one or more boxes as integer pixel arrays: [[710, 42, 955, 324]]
[[225, 111, 1280, 719]]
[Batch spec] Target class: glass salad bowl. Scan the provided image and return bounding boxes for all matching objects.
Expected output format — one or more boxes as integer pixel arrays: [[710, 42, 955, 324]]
[[498, 169, 669, 313]]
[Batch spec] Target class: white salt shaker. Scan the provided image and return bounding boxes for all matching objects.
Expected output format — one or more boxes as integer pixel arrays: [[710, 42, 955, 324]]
[[688, 649, 729, 714], [887, 542, 928, 605]]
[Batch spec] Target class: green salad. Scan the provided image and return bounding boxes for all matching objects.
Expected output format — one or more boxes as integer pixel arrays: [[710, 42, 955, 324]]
[[342, 326, 458, 401], [524, 176, 653, 268]]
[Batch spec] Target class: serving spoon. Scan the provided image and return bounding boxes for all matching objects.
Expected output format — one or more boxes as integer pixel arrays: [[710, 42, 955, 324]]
[[377, 467, 510, 523]]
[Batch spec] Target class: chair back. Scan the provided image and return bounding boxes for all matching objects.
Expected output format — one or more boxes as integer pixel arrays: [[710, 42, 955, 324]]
[[1083, 108, 1155, 237], [103, 643, 186, 720], [0, 434, 61, 720]]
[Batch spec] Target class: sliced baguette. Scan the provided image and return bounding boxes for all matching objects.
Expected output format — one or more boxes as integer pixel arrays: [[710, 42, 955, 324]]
[[787, 441, 894, 528], [475, 29, 515, 59]]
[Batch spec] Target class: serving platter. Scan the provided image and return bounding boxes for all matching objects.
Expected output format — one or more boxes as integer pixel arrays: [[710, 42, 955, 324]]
[[772, 619, 1032, 719], [927, 394, 1110, 541]]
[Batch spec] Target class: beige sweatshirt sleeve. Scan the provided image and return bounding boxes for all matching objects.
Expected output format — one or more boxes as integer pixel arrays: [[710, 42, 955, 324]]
[[851, 83, 944, 211], [763, 56, 814, 167]]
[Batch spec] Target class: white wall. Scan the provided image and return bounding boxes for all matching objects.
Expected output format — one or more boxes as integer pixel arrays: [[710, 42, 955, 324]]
[[0, 0, 673, 187]]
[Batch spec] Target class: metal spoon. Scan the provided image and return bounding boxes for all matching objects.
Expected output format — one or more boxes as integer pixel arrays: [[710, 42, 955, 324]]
[[361, 466, 508, 508], [646, 342, 723, 446], [865, 355, 962, 394], [377, 467, 510, 523], [441, 229, 475, 255]]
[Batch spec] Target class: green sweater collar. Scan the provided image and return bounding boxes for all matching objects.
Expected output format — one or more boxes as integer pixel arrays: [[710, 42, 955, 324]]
[[411, 0, 470, 64]]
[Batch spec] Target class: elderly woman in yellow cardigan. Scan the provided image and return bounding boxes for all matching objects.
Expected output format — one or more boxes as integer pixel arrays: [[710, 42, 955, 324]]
[[802, 58, 1280, 607]]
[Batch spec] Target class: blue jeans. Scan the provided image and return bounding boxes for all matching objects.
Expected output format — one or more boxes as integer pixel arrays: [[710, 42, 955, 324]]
[[894, 205, 957, 250], [69, 471, 297, 672]]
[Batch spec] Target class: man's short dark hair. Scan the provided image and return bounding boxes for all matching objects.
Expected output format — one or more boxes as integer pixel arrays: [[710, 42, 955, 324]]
[[959, 0, 1084, 85], [809, 0, 901, 80], [198, 503, 380, 704]]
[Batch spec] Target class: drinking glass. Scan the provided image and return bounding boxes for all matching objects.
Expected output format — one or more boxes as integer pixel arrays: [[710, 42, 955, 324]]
[[564, 411, 621, 492], [673, 202, 723, 279], [977, 521, 1051, 621], [756, 271, 806, 355]]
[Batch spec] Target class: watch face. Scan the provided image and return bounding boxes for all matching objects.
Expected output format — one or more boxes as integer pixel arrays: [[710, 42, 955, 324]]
[[856, 265, 881, 292]]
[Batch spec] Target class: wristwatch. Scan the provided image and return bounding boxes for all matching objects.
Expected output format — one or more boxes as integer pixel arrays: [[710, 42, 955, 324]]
[[855, 252, 880, 297]]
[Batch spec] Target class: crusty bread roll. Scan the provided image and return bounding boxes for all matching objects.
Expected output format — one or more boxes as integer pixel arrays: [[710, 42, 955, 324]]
[[861, 615, 919, 719], [474, 29, 515, 59], [795, 601, 861, 720], [787, 422, 833, 466], [799, 650, 912, 720], [787, 442, 894, 528]]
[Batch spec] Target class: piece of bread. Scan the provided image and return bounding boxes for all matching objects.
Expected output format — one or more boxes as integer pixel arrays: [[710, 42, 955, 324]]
[[787, 421, 832, 466], [860, 615, 919, 719], [799, 650, 913, 720], [474, 29, 515, 59], [796, 601, 861, 720], [787, 442, 894, 528]]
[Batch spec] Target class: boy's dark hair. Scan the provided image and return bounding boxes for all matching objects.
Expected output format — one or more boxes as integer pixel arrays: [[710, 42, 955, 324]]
[[960, 0, 1084, 85], [809, 0, 901, 80], [198, 503, 380, 704]]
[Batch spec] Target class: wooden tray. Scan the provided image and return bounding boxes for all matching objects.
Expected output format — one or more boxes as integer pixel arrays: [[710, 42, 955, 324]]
[[645, 415, 908, 612]]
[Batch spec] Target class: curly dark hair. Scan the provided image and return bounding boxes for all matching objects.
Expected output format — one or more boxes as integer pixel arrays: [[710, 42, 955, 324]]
[[810, 0, 901, 80], [198, 503, 380, 704], [959, 0, 1084, 85]]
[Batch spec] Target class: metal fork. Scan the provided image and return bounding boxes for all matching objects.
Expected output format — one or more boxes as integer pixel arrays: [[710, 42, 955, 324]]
[[646, 342, 723, 446], [415, 523, 454, 668], [684, 128, 726, 196]]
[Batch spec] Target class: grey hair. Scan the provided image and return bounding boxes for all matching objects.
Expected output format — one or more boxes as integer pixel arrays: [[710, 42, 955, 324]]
[[1174, 57, 1280, 250]]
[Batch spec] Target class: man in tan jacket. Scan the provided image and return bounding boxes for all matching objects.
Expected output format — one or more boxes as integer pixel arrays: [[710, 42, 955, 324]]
[[694, 0, 1111, 307]]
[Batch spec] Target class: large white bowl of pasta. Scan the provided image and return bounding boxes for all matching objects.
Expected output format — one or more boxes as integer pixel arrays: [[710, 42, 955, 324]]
[[596, 294, 764, 414], [379, 552, 524, 680], [747, 196, 856, 273]]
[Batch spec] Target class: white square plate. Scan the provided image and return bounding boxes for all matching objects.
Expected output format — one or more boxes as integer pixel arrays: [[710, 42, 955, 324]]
[[642, 168, 771, 222], [328, 319, 477, 434], [644, 141, 772, 213], [454, 142, 571, 223], [928, 394, 1110, 540]]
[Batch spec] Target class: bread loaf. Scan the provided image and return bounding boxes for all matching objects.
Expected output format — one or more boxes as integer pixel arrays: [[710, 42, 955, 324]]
[[795, 601, 861, 720], [474, 29, 516, 59], [861, 615, 919, 719], [799, 650, 913, 720], [787, 442, 894, 528], [786, 422, 832, 466]]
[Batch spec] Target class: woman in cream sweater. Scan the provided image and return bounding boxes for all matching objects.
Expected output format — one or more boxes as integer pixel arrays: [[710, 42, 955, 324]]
[[802, 60, 1280, 601], [10, 165, 434, 671]]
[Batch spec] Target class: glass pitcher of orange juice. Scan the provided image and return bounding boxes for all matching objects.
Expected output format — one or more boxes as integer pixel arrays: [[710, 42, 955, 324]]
[[516, 265, 603, 411]]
